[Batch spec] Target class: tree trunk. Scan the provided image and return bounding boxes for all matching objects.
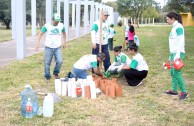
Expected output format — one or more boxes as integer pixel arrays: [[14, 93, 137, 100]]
[[3, 20, 11, 29]]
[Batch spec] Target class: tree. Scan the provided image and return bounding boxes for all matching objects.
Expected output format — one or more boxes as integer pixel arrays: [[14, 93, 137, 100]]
[[0, 0, 11, 29], [104, 2, 118, 11], [117, 0, 154, 27]]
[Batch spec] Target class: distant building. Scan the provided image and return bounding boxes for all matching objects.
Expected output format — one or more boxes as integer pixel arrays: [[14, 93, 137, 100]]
[[180, 12, 194, 26]]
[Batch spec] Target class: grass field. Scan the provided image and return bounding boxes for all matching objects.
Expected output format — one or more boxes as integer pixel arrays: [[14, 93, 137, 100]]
[[0, 27, 40, 42], [0, 26, 194, 125]]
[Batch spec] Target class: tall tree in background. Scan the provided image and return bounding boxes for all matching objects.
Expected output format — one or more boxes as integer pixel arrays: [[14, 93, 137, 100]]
[[117, 0, 154, 27], [104, 2, 118, 11], [0, 0, 11, 29]]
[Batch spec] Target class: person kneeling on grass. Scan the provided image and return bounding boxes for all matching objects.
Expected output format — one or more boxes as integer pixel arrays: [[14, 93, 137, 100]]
[[122, 43, 148, 86], [106, 46, 131, 77], [70, 53, 106, 79]]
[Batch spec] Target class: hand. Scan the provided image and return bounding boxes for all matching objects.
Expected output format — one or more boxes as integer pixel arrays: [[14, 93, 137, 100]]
[[92, 43, 96, 49], [174, 53, 180, 61], [117, 66, 122, 72], [63, 43, 66, 49]]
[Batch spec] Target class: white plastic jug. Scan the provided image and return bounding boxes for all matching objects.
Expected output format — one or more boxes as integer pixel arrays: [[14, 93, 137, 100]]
[[43, 93, 54, 117]]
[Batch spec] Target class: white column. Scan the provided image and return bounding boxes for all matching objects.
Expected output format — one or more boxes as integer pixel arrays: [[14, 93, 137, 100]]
[[90, 0, 94, 30], [76, 0, 81, 37], [64, 0, 69, 41], [95, 3, 98, 20], [153, 18, 154, 25], [131, 17, 133, 24], [16, 0, 26, 59], [84, 0, 88, 34], [11, 0, 16, 39], [57, 0, 61, 14], [31, 0, 36, 36], [72, 3, 75, 28], [46, 0, 53, 23]]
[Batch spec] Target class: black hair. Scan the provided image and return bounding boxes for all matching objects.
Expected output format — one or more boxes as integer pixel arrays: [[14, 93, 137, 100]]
[[113, 46, 122, 52], [128, 20, 131, 24], [129, 25, 135, 33], [127, 42, 138, 52], [166, 12, 182, 24], [97, 53, 106, 60]]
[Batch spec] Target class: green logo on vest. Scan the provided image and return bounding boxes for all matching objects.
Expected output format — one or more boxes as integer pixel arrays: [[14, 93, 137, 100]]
[[103, 26, 108, 32], [51, 28, 60, 34]]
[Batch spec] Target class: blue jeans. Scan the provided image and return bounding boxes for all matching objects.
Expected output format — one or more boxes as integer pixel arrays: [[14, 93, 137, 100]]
[[44, 47, 63, 79], [73, 67, 88, 79]]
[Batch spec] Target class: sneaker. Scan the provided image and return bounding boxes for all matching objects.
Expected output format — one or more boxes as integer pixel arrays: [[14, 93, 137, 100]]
[[53, 74, 60, 79], [179, 92, 189, 100], [165, 90, 178, 95]]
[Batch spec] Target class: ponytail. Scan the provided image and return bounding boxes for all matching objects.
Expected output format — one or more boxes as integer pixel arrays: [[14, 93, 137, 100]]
[[166, 12, 182, 24]]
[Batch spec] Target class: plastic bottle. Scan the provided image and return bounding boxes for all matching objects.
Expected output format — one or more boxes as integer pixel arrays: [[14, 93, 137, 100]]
[[43, 93, 54, 117], [20, 84, 38, 118], [26, 98, 33, 118]]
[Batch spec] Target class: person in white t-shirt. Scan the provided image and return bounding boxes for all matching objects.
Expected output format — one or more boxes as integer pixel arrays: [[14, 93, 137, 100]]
[[122, 43, 148, 86], [72, 53, 106, 79], [35, 13, 66, 80], [124, 20, 131, 49], [107, 46, 131, 76], [107, 24, 116, 51]]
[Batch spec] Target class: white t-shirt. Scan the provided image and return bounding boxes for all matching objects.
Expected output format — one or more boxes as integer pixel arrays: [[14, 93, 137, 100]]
[[114, 52, 131, 66], [74, 55, 98, 70], [134, 35, 140, 47], [169, 21, 185, 53], [124, 25, 129, 37], [91, 20, 109, 45], [108, 27, 116, 38], [41, 22, 65, 48], [130, 53, 148, 71]]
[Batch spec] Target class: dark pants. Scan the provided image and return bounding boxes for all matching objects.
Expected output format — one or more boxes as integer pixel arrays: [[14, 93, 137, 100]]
[[92, 44, 111, 71], [128, 40, 134, 47], [123, 69, 148, 86], [108, 38, 113, 51]]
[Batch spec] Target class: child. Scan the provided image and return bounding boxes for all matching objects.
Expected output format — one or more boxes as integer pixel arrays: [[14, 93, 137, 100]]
[[108, 24, 116, 51], [134, 35, 140, 47], [107, 46, 131, 76], [122, 43, 148, 86], [124, 20, 131, 49], [165, 12, 188, 100], [128, 25, 135, 47]]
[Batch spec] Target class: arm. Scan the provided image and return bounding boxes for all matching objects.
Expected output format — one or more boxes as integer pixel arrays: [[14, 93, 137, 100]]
[[93, 67, 103, 77], [91, 24, 98, 49], [62, 32, 66, 49], [35, 32, 44, 51], [174, 27, 184, 60]]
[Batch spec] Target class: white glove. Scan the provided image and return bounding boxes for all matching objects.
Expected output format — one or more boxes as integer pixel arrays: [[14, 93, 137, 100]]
[[174, 53, 180, 61], [117, 65, 123, 72], [108, 62, 116, 71]]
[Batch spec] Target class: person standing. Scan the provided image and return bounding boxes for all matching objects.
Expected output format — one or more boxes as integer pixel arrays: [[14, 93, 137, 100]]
[[35, 13, 66, 80], [107, 24, 116, 51], [165, 12, 188, 100], [91, 11, 111, 71], [124, 20, 131, 49], [128, 25, 135, 47]]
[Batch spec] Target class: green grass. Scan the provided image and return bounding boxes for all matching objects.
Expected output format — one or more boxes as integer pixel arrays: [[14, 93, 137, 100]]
[[0, 26, 194, 125], [0, 27, 40, 42]]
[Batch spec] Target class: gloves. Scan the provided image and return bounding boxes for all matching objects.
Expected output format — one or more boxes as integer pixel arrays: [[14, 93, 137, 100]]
[[117, 65, 123, 72], [174, 53, 180, 61], [108, 62, 116, 71]]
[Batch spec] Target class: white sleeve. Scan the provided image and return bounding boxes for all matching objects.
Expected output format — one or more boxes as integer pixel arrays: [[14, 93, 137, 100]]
[[91, 30, 96, 44]]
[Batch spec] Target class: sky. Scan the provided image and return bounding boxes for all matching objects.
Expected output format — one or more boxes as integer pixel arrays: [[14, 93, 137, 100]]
[[103, 0, 167, 7]]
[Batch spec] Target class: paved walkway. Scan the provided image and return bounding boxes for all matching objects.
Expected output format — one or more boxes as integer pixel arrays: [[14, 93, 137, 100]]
[[0, 27, 90, 67]]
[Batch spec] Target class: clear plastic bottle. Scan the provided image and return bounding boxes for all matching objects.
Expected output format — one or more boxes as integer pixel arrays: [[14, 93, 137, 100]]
[[20, 84, 38, 117], [43, 93, 54, 117], [26, 98, 33, 118]]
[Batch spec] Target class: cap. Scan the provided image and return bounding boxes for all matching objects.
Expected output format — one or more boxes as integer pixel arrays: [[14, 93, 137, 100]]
[[102, 11, 109, 16], [53, 13, 61, 22]]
